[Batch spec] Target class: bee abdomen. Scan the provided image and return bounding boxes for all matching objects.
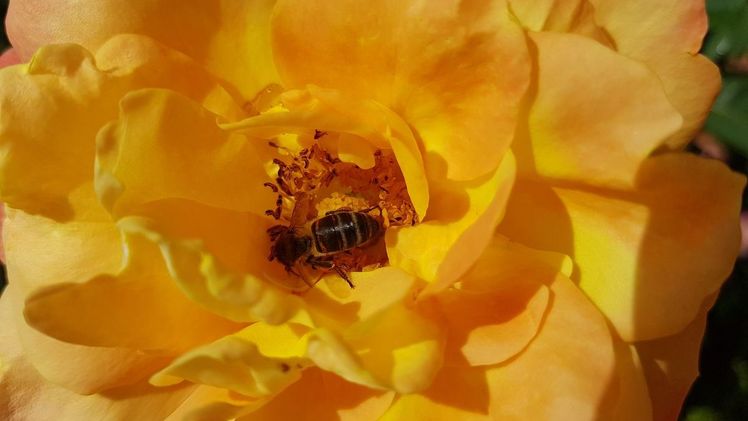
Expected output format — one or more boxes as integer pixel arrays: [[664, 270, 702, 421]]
[[311, 211, 380, 254]]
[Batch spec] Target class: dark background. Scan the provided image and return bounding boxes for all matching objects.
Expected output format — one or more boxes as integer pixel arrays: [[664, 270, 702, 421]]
[[0, 0, 746, 419]]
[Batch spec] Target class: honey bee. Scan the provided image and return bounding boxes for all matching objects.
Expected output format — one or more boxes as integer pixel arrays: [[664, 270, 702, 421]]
[[264, 144, 382, 289], [267, 207, 381, 288]]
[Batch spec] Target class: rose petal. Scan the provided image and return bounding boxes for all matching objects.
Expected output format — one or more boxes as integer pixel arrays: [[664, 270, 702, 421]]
[[507, 0, 611, 45], [307, 301, 445, 394], [117, 210, 304, 325], [23, 234, 241, 352], [271, 0, 529, 180], [96, 88, 272, 217], [589, 0, 717, 147], [0, 37, 241, 221], [3, 200, 120, 295], [7, 0, 279, 98], [221, 86, 430, 219], [590, 0, 707, 56], [239, 368, 394, 421], [597, 337, 653, 420], [150, 324, 309, 398], [500, 154, 744, 341], [439, 283, 549, 367], [513, 32, 682, 188], [0, 288, 195, 420], [486, 275, 616, 420], [378, 366, 492, 421], [2, 283, 169, 395], [437, 237, 565, 367], [382, 275, 618, 420], [634, 295, 715, 420], [386, 152, 515, 292], [0, 49, 20, 67]]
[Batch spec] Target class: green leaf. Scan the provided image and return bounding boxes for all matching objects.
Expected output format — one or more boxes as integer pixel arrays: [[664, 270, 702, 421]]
[[705, 75, 748, 155], [703, 0, 748, 60]]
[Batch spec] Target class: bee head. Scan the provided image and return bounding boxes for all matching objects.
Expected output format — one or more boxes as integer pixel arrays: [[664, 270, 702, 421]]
[[272, 230, 312, 267]]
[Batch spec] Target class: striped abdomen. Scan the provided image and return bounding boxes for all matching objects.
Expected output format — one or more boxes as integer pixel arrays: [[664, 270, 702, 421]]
[[311, 211, 380, 254]]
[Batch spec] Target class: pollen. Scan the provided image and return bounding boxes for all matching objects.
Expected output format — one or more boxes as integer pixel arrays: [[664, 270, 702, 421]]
[[264, 133, 418, 283]]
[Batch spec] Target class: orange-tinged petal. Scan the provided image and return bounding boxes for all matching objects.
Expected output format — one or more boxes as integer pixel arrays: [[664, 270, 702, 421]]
[[2, 283, 169, 395], [7, 0, 279, 98], [486, 275, 616, 420], [379, 366, 492, 421], [240, 368, 394, 421], [307, 300, 445, 394], [0, 287, 195, 421], [0, 49, 20, 67], [436, 236, 567, 367], [588, 0, 718, 147], [303, 266, 417, 331], [634, 296, 714, 421], [272, 0, 530, 180], [3, 203, 120, 296], [383, 275, 619, 420], [500, 154, 744, 341], [220, 86, 429, 218], [645, 53, 720, 148], [439, 282, 548, 367], [597, 337, 653, 421], [23, 234, 241, 352], [3, 205, 176, 394], [164, 385, 266, 421], [507, 0, 612, 45], [117, 210, 304, 325], [150, 324, 309, 398], [514, 32, 682, 187], [0, 37, 242, 221], [96, 88, 273, 217], [590, 0, 707, 57], [387, 152, 515, 292]]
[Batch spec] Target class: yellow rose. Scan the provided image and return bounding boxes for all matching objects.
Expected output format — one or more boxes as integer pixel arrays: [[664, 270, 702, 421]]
[[0, 1, 742, 420]]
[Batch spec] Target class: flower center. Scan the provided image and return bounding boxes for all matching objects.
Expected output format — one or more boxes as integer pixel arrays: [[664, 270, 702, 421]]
[[264, 134, 417, 290]]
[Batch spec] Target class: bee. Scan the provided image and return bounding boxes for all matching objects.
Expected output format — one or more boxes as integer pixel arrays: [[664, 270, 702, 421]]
[[265, 142, 383, 289], [267, 204, 382, 289]]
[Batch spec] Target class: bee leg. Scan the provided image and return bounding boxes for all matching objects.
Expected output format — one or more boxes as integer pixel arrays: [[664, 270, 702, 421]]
[[308, 256, 354, 289], [286, 265, 316, 289], [267, 225, 287, 240], [334, 266, 354, 289]]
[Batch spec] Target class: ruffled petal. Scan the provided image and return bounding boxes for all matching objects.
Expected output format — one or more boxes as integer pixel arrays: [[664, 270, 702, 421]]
[[96, 88, 272, 217], [240, 368, 394, 421], [589, 0, 707, 56], [306, 297, 445, 394], [383, 274, 619, 420], [150, 324, 309, 398], [386, 152, 515, 291], [271, 0, 530, 180], [221, 86, 429, 219], [486, 275, 616, 420], [379, 366, 493, 421], [23, 234, 240, 352], [634, 296, 714, 420], [500, 154, 744, 341], [0, 37, 242, 221], [117, 207, 304, 324], [0, 287, 195, 421], [589, 0, 718, 146], [3, 202, 120, 295], [7, 0, 279, 98], [513, 32, 682, 187], [597, 337, 653, 420], [3, 285, 169, 395], [437, 237, 564, 366]]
